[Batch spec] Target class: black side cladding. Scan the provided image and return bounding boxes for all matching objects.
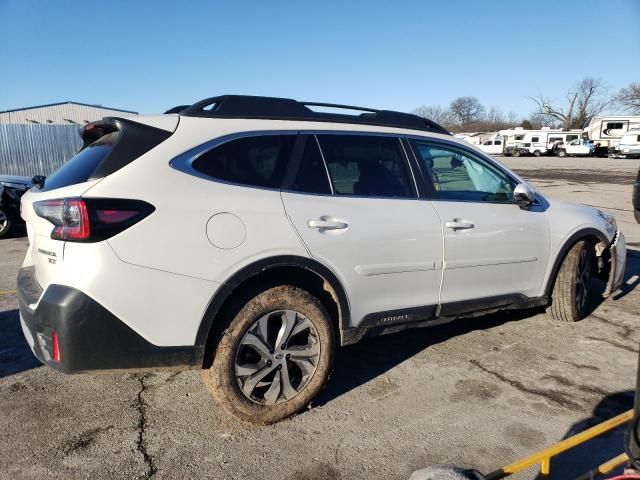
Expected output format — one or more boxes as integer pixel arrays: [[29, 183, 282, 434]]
[[87, 118, 173, 180]]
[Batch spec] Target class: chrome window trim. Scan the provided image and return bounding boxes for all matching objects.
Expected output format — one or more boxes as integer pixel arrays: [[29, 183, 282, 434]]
[[312, 134, 334, 195], [168, 127, 534, 203]]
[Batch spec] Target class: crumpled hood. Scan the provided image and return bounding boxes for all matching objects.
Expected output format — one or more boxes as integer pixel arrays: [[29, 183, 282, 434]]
[[0, 174, 32, 186]]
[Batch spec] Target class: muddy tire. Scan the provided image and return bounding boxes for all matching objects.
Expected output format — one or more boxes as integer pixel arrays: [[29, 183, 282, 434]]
[[557, 149, 567, 158], [512, 149, 521, 157], [549, 240, 593, 322], [203, 285, 335, 424]]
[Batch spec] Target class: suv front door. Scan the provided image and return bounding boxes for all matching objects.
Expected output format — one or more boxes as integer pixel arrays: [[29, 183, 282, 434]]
[[281, 134, 444, 329], [409, 139, 551, 311]]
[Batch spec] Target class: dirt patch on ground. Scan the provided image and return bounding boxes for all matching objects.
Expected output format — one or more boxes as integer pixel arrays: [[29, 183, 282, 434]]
[[512, 168, 632, 185]]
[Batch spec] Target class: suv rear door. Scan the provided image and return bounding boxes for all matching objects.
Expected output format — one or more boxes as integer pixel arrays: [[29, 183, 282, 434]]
[[281, 133, 444, 329]]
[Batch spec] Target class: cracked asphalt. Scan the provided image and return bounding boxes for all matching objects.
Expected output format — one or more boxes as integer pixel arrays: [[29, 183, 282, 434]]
[[1, 156, 639, 480]]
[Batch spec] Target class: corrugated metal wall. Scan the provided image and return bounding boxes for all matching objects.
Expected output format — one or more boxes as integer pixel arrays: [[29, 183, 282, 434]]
[[0, 124, 82, 177]]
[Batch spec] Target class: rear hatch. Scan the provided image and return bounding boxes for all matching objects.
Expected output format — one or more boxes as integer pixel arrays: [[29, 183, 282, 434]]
[[21, 116, 176, 288]]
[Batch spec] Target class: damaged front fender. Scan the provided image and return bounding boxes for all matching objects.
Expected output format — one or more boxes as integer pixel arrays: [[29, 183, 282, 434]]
[[603, 231, 627, 297]]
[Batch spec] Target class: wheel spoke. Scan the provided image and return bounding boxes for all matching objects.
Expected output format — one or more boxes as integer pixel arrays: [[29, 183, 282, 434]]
[[241, 363, 277, 398], [275, 310, 297, 348], [235, 362, 263, 377], [256, 313, 271, 346], [290, 358, 315, 379], [263, 369, 282, 405], [240, 331, 272, 360], [289, 317, 312, 339], [279, 363, 297, 400], [285, 342, 320, 359]]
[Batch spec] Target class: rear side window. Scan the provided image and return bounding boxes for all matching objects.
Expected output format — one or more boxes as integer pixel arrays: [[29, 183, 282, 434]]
[[317, 135, 415, 198], [192, 135, 295, 189], [42, 132, 120, 192]]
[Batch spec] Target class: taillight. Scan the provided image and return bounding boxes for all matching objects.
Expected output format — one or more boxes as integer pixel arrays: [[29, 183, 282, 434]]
[[52, 332, 61, 363], [33, 198, 154, 242]]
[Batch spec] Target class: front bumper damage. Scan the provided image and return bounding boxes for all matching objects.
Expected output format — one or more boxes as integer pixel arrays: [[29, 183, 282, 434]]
[[603, 231, 626, 297]]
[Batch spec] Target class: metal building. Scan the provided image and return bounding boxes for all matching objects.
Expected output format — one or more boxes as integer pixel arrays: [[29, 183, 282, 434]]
[[0, 101, 137, 125], [0, 102, 137, 176]]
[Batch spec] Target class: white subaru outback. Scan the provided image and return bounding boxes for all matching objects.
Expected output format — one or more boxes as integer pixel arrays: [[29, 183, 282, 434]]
[[18, 95, 626, 423]]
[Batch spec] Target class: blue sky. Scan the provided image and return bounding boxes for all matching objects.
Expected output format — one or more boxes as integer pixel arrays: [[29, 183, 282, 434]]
[[1, 0, 639, 117]]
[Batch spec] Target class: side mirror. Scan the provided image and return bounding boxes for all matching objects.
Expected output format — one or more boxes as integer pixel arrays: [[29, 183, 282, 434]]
[[32, 175, 46, 189], [514, 183, 535, 208]]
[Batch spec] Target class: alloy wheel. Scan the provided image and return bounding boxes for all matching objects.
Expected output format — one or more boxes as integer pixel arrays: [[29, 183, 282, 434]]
[[234, 310, 320, 405], [0, 209, 8, 235]]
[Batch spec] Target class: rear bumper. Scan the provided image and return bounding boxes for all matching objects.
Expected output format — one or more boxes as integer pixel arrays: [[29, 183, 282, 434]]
[[17, 267, 203, 373]]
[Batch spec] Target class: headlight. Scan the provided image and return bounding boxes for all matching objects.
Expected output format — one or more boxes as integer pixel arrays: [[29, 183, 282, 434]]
[[597, 210, 617, 234]]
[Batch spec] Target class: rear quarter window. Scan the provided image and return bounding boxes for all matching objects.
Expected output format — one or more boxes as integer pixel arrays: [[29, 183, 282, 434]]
[[191, 135, 296, 189]]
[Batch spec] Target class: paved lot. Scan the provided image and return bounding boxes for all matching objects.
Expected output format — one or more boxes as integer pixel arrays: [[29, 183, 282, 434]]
[[0, 156, 639, 480]]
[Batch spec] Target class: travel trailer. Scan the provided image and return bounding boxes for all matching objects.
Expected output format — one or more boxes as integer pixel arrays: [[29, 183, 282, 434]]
[[614, 128, 640, 158], [583, 116, 640, 155], [500, 127, 582, 156]]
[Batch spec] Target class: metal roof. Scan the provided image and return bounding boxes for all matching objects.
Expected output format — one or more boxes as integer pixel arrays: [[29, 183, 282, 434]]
[[0, 101, 137, 125]]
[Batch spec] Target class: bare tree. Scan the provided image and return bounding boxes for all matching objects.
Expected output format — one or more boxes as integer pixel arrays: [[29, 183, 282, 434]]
[[449, 96, 485, 125], [530, 77, 610, 129], [506, 111, 519, 126], [412, 105, 454, 127], [614, 82, 640, 114]]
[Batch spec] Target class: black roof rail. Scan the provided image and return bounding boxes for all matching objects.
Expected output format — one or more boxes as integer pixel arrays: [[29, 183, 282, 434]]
[[175, 95, 450, 135]]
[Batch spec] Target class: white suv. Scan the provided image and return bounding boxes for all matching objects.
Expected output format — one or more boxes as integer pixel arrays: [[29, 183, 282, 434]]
[[18, 95, 626, 423]]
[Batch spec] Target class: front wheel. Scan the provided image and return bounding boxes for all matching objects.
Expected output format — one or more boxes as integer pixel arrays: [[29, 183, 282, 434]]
[[557, 149, 567, 158], [512, 150, 521, 157], [634, 209, 640, 224], [203, 285, 335, 424], [533, 150, 542, 157], [0, 207, 12, 239], [549, 240, 593, 322]]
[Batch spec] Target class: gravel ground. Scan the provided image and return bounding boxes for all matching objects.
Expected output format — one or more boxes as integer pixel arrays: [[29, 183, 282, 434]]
[[0, 155, 639, 480]]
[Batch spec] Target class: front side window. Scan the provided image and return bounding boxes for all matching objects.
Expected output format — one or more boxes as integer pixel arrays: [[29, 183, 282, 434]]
[[192, 135, 295, 188], [316, 135, 415, 198], [494, 140, 502, 145], [411, 140, 513, 203]]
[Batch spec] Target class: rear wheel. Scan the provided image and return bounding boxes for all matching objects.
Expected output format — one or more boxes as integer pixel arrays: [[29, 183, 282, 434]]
[[549, 240, 593, 322], [203, 285, 335, 424], [0, 207, 12, 239], [512, 150, 521, 157], [533, 150, 542, 157]]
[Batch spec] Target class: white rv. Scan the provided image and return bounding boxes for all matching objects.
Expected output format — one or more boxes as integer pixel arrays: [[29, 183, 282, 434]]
[[615, 128, 640, 158], [500, 127, 583, 156], [583, 116, 640, 155]]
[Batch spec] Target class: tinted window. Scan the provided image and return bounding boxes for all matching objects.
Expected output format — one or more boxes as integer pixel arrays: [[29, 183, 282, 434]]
[[42, 132, 120, 192], [514, 135, 525, 140], [531, 136, 540, 142], [607, 122, 624, 130], [412, 140, 513, 203], [494, 140, 502, 145], [565, 135, 579, 142], [317, 135, 414, 198], [192, 135, 295, 188], [290, 136, 331, 195]]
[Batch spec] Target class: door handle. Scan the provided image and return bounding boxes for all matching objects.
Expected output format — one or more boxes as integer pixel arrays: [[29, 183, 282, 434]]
[[308, 219, 348, 230], [445, 219, 474, 230]]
